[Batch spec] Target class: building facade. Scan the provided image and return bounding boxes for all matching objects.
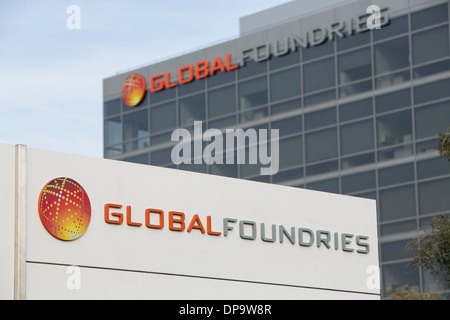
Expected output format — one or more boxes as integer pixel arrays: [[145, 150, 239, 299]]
[[103, 0, 450, 298]]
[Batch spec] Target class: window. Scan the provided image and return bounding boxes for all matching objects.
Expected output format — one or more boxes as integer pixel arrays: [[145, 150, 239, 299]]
[[417, 157, 450, 180], [411, 3, 449, 31], [150, 147, 173, 166], [279, 135, 303, 169], [339, 98, 372, 122], [105, 116, 121, 146], [307, 178, 339, 194], [305, 127, 337, 163], [378, 163, 414, 187], [178, 78, 205, 96], [270, 67, 301, 102], [271, 116, 302, 138], [304, 89, 336, 107], [337, 31, 370, 51], [338, 47, 371, 84], [415, 100, 450, 140], [179, 93, 206, 127], [374, 36, 409, 75], [373, 15, 408, 42], [379, 184, 416, 222], [123, 153, 149, 165], [302, 40, 334, 61], [238, 60, 267, 79], [150, 101, 176, 134], [239, 76, 268, 110], [418, 178, 450, 215], [340, 119, 374, 156], [382, 262, 420, 295], [104, 98, 121, 117], [412, 25, 449, 65], [375, 89, 411, 114], [123, 109, 148, 141], [305, 107, 336, 131], [208, 85, 236, 118], [377, 110, 412, 147], [342, 171, 375, 194], [414, 78, 450, 105], [303, 57, 335, 93]]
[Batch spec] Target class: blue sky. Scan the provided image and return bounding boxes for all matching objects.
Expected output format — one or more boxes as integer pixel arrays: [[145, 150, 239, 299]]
[[0, 0, 292, 158]]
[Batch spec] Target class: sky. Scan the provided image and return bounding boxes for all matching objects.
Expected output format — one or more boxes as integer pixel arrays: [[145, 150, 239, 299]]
[[0, 0, 293, 158]]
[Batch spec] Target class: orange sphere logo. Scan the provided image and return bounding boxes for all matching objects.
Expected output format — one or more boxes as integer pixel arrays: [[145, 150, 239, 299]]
[[122, 73, 146, 107], [38, 177, 91, 241]]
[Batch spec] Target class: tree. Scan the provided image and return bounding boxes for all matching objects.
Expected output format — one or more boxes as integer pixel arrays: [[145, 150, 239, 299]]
[[386, 285, 441, 300], [409, 215, 450, 290], [438, 125, 450, 163]]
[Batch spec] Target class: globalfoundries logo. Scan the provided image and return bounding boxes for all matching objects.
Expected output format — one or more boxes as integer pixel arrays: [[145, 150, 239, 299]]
[[122, 73, 146, 107], [38, 177, 91, 241]]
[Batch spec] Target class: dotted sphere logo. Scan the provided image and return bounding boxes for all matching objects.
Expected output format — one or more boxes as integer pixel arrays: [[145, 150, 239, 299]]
[[38, 177, 91, 241]]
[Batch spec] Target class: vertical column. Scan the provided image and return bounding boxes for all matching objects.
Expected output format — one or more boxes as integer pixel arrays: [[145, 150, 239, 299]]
[[14, 144, 27, 300]]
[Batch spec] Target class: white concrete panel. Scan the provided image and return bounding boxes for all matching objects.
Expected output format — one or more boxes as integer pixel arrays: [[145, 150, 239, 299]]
[[0, 143, 16, 299]]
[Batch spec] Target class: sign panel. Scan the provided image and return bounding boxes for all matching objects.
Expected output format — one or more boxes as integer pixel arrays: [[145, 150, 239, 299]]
[[10, 145, 379, 299]]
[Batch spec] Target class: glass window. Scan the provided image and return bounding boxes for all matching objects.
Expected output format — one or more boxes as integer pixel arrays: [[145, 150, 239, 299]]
[[123, 153, 149, 165], [306, 160, 338, 176], [412, 25, 449, 65], [374, 36, 409, 75], [279, 135, 303, 169], [338, 47, 371, 84], [150, 101, 176, 134], [305, 127, 337, 163], [269, 51, 300, 70], [337, 31, 370, 51], [208, 85, 236, 119], [340, 119, 374, 156], [414, 78, 450, 105], [150, 147, 173, 166], [178, 78, 205, 96], [417, 157, 450, 180], [179, 93, 206, 127], [210, 163, 237, 178], [124, 137, 149, 152], [382, 262, 420, 296], [414, 58, 450, 79], [270, 67, 301, 102], [150, 87, 176, 105], [378, 144, 413, 161], [342, 171, 375, 194], [418, 178, 450, 215], [305, 107, 336, 131], [375, 89, 411, 114], [238, 60, 267, 79], [381, 240, 413, 262], [207, 69, 236, 88], [339, 80, 372, 98], [104, 98, 121, 117], [123, 109, 148, 141], [271, 98, 301, 115], [379, 184, 416, 222], [373, 15, 408, 42], [239, 106, 268, 123], [239, 76, 268, 110], [273, 167, 303, 184], [380, 220, 417, 237], [415, 100, 450, 140], [307, 178, 340, 194], [411, 3, 449, 31], [302, 40, 334, 62], [375, 70, 410, 89], [341, 152, 375, 169], [271, 116, 302, 138], [377, 110, 412, 148], [303, 57, 335, 93], [378, 163, 414, 187], [104, 145, 122, 157], [105, 116, 121, 146], [304, 89, 336, 107], [339, 98, 372, 122]]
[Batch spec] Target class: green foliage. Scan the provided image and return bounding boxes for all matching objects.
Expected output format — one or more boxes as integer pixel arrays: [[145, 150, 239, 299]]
[[409, 215, 450, 290], [386, 285, 441, 300], [438, 125, 450, 163]]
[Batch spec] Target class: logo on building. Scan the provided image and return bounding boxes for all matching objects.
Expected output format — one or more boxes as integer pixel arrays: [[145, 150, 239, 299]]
[[122, 73, 147, 107], [38, 177, 91, 241]]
